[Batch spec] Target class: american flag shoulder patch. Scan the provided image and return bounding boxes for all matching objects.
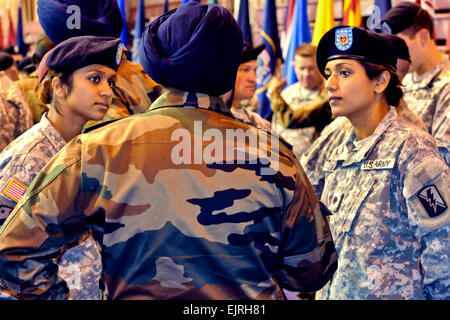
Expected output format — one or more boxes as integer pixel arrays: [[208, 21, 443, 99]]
[[2, 178, 28, 203]]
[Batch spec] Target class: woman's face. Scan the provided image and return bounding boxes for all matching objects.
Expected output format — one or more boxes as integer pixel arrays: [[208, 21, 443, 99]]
[[234, 60, 257, 101], [62, 64, 116, 125], [324, 59, 377, 119]]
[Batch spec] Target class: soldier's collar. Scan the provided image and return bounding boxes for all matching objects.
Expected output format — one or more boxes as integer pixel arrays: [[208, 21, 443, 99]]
[[410, 55, 449, 87], [148, 89, 234, 118], [40, 113, 67, 150], [337, 108, 397, 165]]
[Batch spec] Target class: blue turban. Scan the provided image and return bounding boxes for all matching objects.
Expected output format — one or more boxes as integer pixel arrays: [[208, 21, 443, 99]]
[[37, 0, 123, 45], [139, 2, 243, 96]]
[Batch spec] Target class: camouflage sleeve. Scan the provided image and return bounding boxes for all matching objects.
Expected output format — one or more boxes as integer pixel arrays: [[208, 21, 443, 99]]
[[0, 138, 87, 300], [275, 156, 337, 292], [432, 85, 450, 150], [402, 149, 450, 299]]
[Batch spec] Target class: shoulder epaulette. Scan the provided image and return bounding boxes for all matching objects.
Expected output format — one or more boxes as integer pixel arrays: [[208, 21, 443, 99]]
[[82, 118, 121, 134]]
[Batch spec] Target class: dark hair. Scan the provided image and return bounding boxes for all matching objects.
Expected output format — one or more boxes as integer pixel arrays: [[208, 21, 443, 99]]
[[360, 61, 403, 107], [38, 69, 74, 114], [402, 8, 434, 39]]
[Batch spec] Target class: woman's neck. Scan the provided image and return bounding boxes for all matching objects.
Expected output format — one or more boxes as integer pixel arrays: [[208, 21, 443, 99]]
[[47, 107, 84, 142], [349, 98, 389, 141]]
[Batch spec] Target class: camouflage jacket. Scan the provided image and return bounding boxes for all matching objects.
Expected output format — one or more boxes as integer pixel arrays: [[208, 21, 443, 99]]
[[0, 72, 33, 152], [402, 56, 450, 149], [0, 113, 101, 300], [301, 101, 428, 199], [84, 57, 161, 128], [316, 108, 450, 300], [0, 89, 337, 300], [270, 82, 329, 159], [230, 104, 272, 131]]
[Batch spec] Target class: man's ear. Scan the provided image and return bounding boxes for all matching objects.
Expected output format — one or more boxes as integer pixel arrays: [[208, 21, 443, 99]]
[[417, 28, 430, 47], [374, 70, 391, 94]]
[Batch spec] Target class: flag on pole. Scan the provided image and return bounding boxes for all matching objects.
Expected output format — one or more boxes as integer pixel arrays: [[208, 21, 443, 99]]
[[368, 0, 391, 30], [342, 0, 362, 27], [16, 4, 27, 56], [283, 0, 311, 86], [0, 14, 4, 49], [255, 0, 282, 120], [132, 0, 145, 63], [7, 8, 16, 47], [312, 0, 334, 46], [237, 0, 252, 46], [163, 0, 169, 14], [118, 0, 128, 47], [281, 0, 296, 60], [374, 0, 391, 18], [181, 0, 200, 4]]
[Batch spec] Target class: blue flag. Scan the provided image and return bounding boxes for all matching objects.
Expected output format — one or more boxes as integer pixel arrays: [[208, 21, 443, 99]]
[[375, 0, 392, 18], [284, 0, 311, 85], [163, 0, 169, 14], [16, 5, 27, 57], [132, 0, 145, 63], [255, 0, 282, 120], [181, 0, 200, 4], [118, 0, 128, 47], [369, 0, 392, 30], [237, 0, 252, 46]]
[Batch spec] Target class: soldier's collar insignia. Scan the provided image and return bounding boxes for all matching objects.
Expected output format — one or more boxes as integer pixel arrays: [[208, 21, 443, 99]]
[[335, 27, 353, 51], [2, 178, 27, 204], [418, 185, 448, 218]]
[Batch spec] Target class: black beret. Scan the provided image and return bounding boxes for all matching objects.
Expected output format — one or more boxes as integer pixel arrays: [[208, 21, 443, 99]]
[[316, 26, 397, 78], [0, 53, 14, 71], [381, 33, 411, 62], [37, 0, 123, 45], [139, 2, 243, 96], [381, 2, 425, 34], [241, 41, 265, 64], [46, 36, 124, 73]]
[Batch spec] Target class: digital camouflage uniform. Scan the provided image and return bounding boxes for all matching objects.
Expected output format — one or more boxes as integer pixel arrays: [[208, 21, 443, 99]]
[[315, 108, 450, 299], [0, 89, 337, 300], [231, 104, 272, 131], [402, 56, 450, 149], [301, 101, 428, 199], [84, 57, 161, 128], [0, 71, 33, 152], [0, 113, 101, 300], [270, 82, 329, 159]]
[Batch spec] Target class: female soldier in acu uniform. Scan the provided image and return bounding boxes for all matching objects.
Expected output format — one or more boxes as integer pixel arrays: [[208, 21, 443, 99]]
[[0, 36, 123, 300], [315, 26, 449, 300]]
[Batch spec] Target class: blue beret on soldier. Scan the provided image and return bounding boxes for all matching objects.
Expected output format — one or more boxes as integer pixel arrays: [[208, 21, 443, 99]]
[[37, 0, 123, 45], [316, 26, 397, 78], [46, 36, 124, 73], [139, 1, 243, 96], [380, 2, 425, 35]]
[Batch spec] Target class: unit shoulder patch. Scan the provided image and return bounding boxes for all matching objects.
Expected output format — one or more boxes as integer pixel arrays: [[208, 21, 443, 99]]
[[418, 185, 448, 218]]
